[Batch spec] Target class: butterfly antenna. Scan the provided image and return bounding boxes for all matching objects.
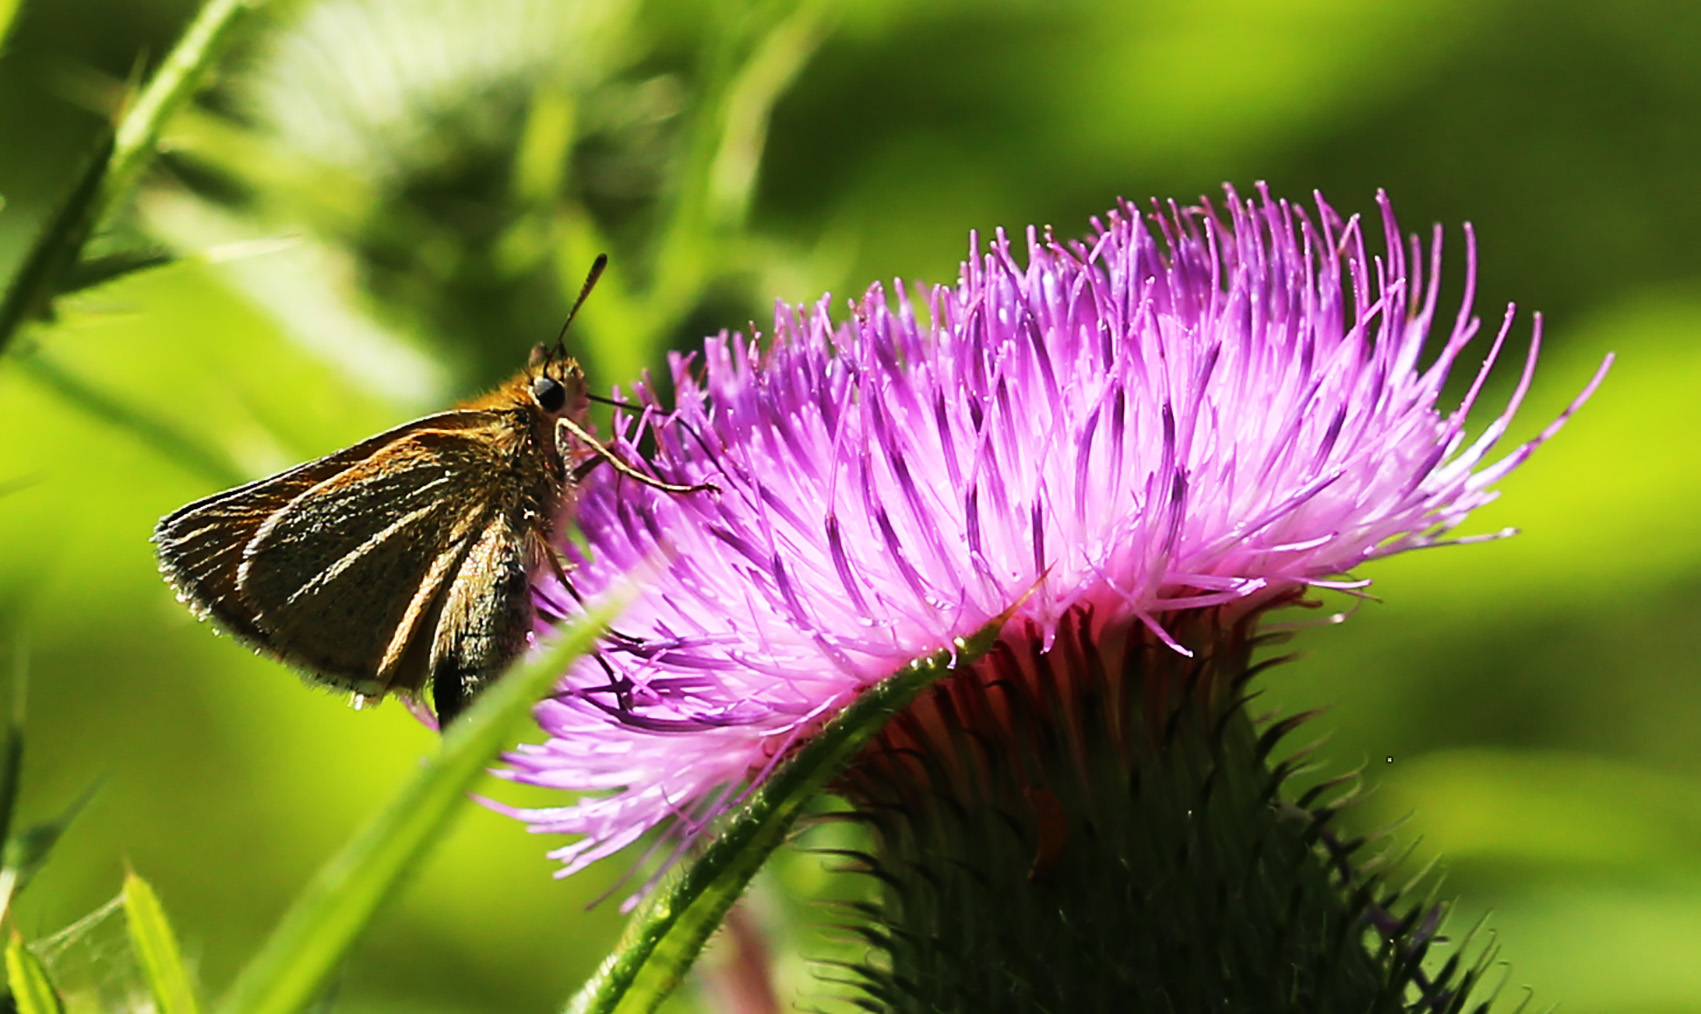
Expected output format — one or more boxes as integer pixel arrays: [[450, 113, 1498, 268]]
[[587, 392, 640, 412], [554, 253, 609, 356]]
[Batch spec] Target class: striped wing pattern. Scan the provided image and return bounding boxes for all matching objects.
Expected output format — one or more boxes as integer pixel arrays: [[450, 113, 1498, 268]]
[[153, 411, 542, 706]]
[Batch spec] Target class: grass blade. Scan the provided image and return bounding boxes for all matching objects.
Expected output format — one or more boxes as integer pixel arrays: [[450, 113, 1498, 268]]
[[0, 775, 102, 940], [0, 0, 23, 53], [5, 934, 66, 1014], [0, 645, 24, 872], [63, 247, 177, 296], [0, 138, 113, 354], [0, 657, 24, 931], [705, 0, 836, 230], [0, 0, 267, 356], [3, 779, 102, 900], [124, 873, 203, 1014], [101, 0, 268, 219], [565, 608, 1012, 1014], [217, 595, 621, 1014]]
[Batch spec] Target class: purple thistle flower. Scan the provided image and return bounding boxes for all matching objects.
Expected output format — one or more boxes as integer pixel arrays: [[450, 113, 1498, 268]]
[[496, 184, 1607, 883]]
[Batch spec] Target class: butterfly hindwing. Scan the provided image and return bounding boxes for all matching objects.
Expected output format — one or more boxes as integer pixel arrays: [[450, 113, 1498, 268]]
[[424, 516, 540, 723]]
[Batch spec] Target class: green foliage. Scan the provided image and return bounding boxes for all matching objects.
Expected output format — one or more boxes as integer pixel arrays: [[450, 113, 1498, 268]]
[[0, 669, 108, 1011], [0, 570, 610, 1014], [0, 0, 269, 356], [59, 248, 175, 298], [0, 600, 610, 1011], [2, 780, 101, 914], [153, 0, 834, 392], [124, 873, 203, 1014], [0, 673, 20, 874], [99, 0, 268, 218], [0, 138, 111, 353], [0, 0, 21, 54], [6, 933, 66, 1014]]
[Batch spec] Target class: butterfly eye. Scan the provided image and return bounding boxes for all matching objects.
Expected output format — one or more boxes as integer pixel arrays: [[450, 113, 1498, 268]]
[[531, 375, 567, 412]]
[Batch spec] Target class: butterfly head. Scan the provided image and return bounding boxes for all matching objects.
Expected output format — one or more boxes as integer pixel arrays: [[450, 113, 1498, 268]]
[[526, 346, 589, 419]]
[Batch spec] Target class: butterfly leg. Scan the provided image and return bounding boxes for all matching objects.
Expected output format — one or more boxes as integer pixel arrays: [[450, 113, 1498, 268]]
[[532, 541, 581, 624], [556, 416, 718, 495]]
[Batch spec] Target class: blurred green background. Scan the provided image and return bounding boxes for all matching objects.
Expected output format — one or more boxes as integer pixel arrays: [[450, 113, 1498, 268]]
[[1, 0, 1698, 1010]]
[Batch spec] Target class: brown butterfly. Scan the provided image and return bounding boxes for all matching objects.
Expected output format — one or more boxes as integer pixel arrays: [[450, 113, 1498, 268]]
[[153, 256, 705, 725]]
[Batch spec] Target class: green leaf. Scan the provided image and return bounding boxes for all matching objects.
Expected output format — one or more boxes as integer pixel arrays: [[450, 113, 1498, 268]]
[[100, 0, 270, 220], [0, 0, 23, 53], [124, 873, 203, 1014], [0, 649, 24, 870], [0, 137, 113, 354], [62, 247, 177, 296], [565, 609, 1012, 1014], [216, 596, 621, 1014], [0, 722, 29, 931], [0, 0, 267, 357], [594, 0, 834, 380], [5, 934, 66, 1014], [704, 0, 837, 231], [2, 778, 102, 896], [0, 651, 98, 931]]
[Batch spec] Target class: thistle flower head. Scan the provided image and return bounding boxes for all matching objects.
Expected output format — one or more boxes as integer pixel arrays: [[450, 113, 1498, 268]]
[[498, 185, 1605, 879]]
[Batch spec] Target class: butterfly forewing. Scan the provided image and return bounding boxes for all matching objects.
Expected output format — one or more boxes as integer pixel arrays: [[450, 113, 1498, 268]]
[[152, 422, 447, 647], [154, 410, 545, 703]]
